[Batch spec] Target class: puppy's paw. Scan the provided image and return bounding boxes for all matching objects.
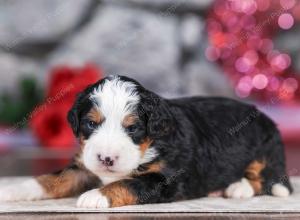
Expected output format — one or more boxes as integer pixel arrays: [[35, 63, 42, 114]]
[[0, 178, 46, 202], [271, 183, 290, 197], [77, 189, 110, 208], [225, 178, 254, 199]]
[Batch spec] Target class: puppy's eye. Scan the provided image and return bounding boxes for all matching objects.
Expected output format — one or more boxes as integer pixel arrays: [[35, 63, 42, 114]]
[[126, 125, 137, 134], [87, 121, 97, 129]]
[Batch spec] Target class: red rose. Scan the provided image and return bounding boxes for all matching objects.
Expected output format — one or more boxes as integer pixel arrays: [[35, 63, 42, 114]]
[[30, 102, 75, 148], [30, 64, 102, 148]]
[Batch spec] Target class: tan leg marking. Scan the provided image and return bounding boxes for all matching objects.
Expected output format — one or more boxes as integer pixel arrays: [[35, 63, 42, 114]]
[[37, 169, 99, 198], [245, 160, 266, 195], [100, 181, 137, 207]]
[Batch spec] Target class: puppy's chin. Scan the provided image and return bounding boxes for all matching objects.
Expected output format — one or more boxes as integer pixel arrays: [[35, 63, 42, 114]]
[[85, 164, 134, 177], [93, 169, 132, 178]]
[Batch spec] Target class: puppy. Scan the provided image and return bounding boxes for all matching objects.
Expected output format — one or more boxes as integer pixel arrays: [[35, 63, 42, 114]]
[[0, 75, 292, 208]]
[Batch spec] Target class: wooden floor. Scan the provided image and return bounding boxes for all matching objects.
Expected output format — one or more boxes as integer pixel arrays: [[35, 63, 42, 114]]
[[1, 213, 300, 220]]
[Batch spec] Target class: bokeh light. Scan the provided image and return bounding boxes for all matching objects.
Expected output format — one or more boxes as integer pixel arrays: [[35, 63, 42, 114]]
[[283, 78, 299, 93], [252, 74, 268, 89], [244, 50, 258, 65], [206, 0, 300, 102], [267, 77, 280, 91], [278, 13, 294, 30], [235, 57, 251, 73], [236, 76, 253, 98], [270, 54, 291, 71]]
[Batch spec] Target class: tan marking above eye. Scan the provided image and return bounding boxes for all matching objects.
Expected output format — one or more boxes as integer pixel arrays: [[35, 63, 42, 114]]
[[122, 114, 138, 128], [87, 107, 104, 124]]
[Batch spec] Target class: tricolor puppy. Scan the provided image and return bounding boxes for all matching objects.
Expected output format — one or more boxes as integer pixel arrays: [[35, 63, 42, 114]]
[[0, 75, 292, 208]]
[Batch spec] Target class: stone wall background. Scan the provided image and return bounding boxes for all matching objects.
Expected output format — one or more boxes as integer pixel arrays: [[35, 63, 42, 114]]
[[0, 0, 298, 98]]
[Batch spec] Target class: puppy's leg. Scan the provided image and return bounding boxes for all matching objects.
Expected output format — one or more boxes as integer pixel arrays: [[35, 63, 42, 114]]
[[261, 166, 292, 197], [225, 160, 265, 199], [225, 156, 292, 199], [246, 163, 292, 197], [246, 137, 293, 197], [0, 163, 100, 202], [77, 172, 180, 208]]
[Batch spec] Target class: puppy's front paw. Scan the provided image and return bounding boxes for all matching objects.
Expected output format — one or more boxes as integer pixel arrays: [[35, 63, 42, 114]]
[[0, 178, 46, 202], [76, 189, 110, 208]]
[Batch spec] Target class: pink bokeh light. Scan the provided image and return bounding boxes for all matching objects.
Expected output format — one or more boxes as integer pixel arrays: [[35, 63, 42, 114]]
[[267, 77, 281, 91], [283, 78, 299, 93], [207, 0, 300, 102], [278, 13, 294, 30], [270, 54, 291, 71], [235, 57, 251, 73], [252, 74, 268, 90], [244, 50, 258, 65], [236, 76, 253, 98]]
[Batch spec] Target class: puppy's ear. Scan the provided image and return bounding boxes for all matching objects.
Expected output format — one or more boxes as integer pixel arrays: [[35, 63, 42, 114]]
[[67, 83, 99, 137], [140, 91, 175, 139], [67, 107, 80, 137], [67, 91, 86, 137]]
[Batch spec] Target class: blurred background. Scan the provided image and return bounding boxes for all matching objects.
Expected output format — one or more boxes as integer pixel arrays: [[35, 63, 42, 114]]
[[0, 0, 299, 177]]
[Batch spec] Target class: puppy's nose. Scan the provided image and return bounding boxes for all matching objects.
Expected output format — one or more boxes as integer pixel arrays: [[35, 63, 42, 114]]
[[97, 154, 115, 167], [104, 157, 114, 167]]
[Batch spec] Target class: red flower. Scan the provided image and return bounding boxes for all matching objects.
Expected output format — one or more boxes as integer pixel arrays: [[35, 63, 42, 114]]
[[30, 103, 75, 148], [30, 64, 102, 148]]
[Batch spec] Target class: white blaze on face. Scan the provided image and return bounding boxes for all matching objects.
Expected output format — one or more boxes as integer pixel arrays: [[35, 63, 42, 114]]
[[82, 76, 141, 178]]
